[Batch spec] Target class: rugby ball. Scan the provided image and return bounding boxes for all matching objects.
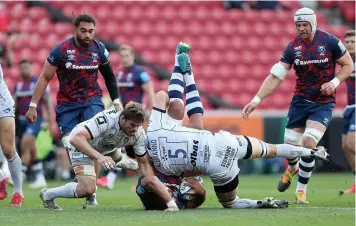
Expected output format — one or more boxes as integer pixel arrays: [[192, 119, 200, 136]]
[[179, 176, 204, 200]]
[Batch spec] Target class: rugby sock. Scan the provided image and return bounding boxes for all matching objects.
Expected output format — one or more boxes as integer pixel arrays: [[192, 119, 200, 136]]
[[21, 164, 28, 176], [7, 153, 23, 194], [222, 197, 261, 208], [287, 157, 299, 171], [44, 182, 78, 200], [184, 73, 204, 117], [275, 144, 313, 158], [168, 65, 184, 104], [296, 157, 315, 193], [107, 170, 118, 187], [31, 159, 46, 182]]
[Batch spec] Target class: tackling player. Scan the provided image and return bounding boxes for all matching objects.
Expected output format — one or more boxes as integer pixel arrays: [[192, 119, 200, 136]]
[[97, 45, 155, 189], [0, 64, 24, 206], [25, 14, 122, 206], [340, 30, 355, 195], [39, 102, 178, 211], [145, 42, 329, 209], [14, 59, 51, 189], [242, 7, 353, 203]]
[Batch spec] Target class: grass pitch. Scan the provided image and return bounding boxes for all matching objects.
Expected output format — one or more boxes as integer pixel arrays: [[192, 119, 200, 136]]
[[0, 173, 354, 226]]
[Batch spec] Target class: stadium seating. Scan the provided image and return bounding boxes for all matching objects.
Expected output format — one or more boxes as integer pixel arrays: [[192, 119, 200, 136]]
[[3, 1, 351, 110]]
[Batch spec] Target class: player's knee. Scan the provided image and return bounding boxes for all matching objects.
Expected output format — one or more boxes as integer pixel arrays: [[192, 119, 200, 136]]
[[141, 176, 157, 191], [77, 181, 96, 197], [284, 129, 303, 146], [302, 128, 323, 148], [168, 100, 184, 120], [346, 138, 355, 152]]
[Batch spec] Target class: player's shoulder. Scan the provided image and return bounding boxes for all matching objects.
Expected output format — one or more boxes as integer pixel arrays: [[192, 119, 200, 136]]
[[55, 36, 74, 49], [317, 29, 340, 42], [92, 39, 106, 51]]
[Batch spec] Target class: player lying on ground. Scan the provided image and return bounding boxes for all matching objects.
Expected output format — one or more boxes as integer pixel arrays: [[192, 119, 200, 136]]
[[136, 171, 206, 210], [39, 102, 178, 211], [145, 42, 329, 209]]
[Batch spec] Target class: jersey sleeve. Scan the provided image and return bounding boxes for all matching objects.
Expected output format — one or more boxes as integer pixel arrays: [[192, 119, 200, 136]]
[[133, 130, 147, 157], [137, 71, 151, 85], [280, 42, 294, 65], [82, 110, 118, 140], [47, 44, 62, 66], [329, 35, 347, 61], [98, 41, 110, 64]]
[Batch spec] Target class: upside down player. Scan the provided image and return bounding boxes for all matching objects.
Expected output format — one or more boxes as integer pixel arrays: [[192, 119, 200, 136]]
[[340, 30, 356, 195], [0, 64, 24, 206], [25, 14, 122, 207], [136, 173, 206, 210], [243, 8, 354, 203], [145, 42, 329, 209]]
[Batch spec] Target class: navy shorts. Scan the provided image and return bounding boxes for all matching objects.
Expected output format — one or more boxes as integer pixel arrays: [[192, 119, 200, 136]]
[[55, 96, 104, 135], [343, 107, 356, 135], [286, 95, 335, 129], [17, 116, 43, 138]]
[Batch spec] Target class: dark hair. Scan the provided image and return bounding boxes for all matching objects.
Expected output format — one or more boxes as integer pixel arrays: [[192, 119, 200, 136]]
[[119, 45, 135, 56], [73, 14, 96, 27], [121, 101, 146, 122], [344, 30, 355, 38], [19, 59, 32, 65]]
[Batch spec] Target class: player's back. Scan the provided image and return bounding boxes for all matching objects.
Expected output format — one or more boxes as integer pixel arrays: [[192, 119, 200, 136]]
[[47, 37, 110, 104], [146, 121, 215, 176]]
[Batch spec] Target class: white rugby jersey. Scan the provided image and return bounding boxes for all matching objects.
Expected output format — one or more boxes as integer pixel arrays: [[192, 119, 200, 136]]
[[70, 109, 147, 156], [146, 108, 215, 176], [0, 64, 14, 105]]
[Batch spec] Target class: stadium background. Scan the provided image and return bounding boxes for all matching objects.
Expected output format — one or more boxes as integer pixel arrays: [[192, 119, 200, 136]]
[[0, 0, 355, 177]]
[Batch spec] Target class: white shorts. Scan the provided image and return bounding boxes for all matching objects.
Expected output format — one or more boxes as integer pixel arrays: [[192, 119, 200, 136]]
[[0, 88, 15, 119], [208, 131, 250, 188]]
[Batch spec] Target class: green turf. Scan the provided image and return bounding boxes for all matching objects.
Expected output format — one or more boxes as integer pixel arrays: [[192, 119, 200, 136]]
[[0, 173, 354, 226]]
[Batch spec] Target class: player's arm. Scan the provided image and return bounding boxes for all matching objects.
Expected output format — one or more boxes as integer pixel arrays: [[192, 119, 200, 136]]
[[136, 154, 179, 211], [99, 46, 122, 109], [69, 111, 116, 170], [185, 178, 206, 208], [242, 43, 293, 119], [139, 71, 155, 115], [30, 61, 57, 107], [321, 38, 354, 95]]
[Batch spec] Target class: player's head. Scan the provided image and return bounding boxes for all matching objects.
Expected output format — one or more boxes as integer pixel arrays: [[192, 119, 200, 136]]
[[119, 45, 135, 68], [73, 14, 96, 48], [344, 30, 355, 57], [19, 59, 32, 79], [294, 7, 317, 40], [120, 101, 145, 136]]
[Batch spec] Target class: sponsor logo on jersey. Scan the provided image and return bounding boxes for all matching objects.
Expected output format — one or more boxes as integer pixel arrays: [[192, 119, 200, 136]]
[[294, 45, 302, 51], [211, 175, 233, 186], [203, 145, 210, 163], [221, 146, 236, 168], [67, 54, 75, 60], [67, 50, 75, 54], [65, 62, 99, 70], [318, 46, 325, 55], [295, 51, 302, 58], [294, 58, 328, 66], [190, 140, 199, 167]]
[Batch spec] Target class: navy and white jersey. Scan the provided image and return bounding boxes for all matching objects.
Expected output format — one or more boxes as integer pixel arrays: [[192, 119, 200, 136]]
[[281, 29, 347, 103]]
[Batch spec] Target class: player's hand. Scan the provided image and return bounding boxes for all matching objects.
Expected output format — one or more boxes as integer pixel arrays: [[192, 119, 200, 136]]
[[242, 102, 258, 120], [185, 178, 206, 196], [25, 107, 38, 123], [96, 154, 116, 170], [113, 98, 123, 110], [320, 82, 335, 96]]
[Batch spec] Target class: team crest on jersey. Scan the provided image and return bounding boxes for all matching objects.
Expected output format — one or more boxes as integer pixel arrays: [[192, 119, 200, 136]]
[[318, 46, 325, 55], [92, 53, 99, 62], [294, 46, 302, 51]]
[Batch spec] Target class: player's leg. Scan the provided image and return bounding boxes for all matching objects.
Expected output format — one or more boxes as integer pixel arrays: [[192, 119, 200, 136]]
[[214, 175, 289, 209], [0, 116, 24, 206], [340, 108, 356, 194], [22, 118, 47, 189], [40, 153, 96, 211], [278, 98, 308, 192], [294, 103, 332, 203]]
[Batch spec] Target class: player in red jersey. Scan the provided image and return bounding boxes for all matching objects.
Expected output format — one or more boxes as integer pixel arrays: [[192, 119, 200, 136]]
[[243, 8, 353, 203]]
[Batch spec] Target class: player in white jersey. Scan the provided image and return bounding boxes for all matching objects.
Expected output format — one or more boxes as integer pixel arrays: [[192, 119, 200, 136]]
[[0, 65, 24, 206], [39, 102, 178, 211], [146, 43, 329, 209]]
